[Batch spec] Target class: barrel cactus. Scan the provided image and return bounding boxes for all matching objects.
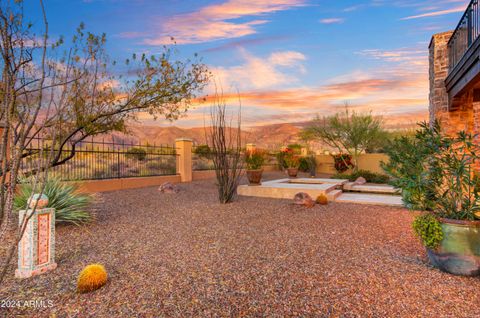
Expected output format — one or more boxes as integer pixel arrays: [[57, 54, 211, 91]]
[[77, 264, 108, 293], [316, 194, 328, 205]]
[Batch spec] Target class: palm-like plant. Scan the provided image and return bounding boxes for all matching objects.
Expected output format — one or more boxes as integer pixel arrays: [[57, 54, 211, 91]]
[[14, 178, 94, 225]]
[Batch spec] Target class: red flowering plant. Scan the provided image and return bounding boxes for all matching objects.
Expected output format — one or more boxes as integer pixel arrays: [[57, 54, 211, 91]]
[[282, 147, 300, 169], [333, 153, 354, 173]]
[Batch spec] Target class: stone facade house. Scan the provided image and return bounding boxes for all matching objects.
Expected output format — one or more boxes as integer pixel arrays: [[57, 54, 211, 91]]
[[429, 3, 480, 137]]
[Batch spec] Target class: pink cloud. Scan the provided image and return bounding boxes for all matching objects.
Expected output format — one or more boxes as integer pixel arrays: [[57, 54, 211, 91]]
[[401, 5, 465, 20], [319, 18, 344, 24], [144, 0, 307, 45]]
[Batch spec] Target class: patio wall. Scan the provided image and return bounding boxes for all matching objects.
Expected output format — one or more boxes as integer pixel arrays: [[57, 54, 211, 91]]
[[315, 154, 389, 175], [72, 175, 182, 193]]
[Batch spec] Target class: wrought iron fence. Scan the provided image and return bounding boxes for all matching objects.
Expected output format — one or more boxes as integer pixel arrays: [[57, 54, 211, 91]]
[[21, 138, 177, 181], [192, 145, 215, 171], [448, 0, 479, 72]]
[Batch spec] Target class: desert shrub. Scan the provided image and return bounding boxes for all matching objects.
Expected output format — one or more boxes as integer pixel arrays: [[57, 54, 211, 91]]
[[14, 178, 93, 225], [193, 158, 214, 170], [126, 147, 147, 161], [146, 160, 175, 174], [333, 153, 354, 172], [194, 144, 212, 159], [244, 149, 266, 170], [77, 264, 108, 293], [298, 157, 309, 172], [332, 169, 390, 184], [287, 144, 302, 153], [276, 151, 288, 169], [412, 213, 443, 249]]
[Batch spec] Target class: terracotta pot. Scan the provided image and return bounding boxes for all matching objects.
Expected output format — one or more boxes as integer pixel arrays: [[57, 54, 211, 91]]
[[426, 218, 480, 276], [246, 169, 263, 185], [287, 168, 298, 178]]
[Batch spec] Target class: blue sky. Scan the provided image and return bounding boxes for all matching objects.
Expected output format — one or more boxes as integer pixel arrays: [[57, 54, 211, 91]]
[[28, 0, 469, 127]]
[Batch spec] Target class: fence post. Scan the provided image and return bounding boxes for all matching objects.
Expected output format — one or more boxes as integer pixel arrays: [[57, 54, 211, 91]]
[[246, 143, 256, 152], [175, 138, 193, 182]]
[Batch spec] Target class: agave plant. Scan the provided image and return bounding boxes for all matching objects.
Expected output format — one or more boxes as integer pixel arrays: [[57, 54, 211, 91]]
[[14, 178, 94, 225]]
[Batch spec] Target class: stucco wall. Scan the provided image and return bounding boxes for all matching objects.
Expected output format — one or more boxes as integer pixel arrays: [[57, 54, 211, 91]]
[[315, 154, 389, 175]]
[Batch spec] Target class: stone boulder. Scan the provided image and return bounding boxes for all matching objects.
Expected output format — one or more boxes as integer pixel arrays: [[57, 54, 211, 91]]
[[353, 177, 367, 185], [293, 192, 315, 208], [158, 182, 180, 194]]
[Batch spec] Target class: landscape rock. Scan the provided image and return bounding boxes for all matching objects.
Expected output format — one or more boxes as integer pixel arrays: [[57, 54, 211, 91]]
[[293, 192, 315, 208], [158, 182, 180, 194], [353, 177, 367, 185]]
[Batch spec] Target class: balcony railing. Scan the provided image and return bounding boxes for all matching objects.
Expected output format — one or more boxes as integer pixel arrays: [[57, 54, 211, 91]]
[[448, 0, 480, 72]]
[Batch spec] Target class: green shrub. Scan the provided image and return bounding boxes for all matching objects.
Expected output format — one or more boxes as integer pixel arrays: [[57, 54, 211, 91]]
[[332, 169, 390, 184], [276, 151, 288, 169], [194, 144, 212, 159], [14, 178, 94, 225], [412, 213, 443, 249], [126, 147, 147, 161], [298, 157, 309, 172]]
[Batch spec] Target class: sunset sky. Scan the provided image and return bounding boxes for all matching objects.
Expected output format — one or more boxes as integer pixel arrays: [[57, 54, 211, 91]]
[[30, 0, 469, 127]]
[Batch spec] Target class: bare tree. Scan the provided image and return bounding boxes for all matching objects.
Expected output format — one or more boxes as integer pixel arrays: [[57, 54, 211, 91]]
[[0, 0, 208, 284], [206, 91, 243, 203]]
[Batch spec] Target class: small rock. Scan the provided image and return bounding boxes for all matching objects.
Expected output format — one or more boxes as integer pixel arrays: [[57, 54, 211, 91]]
[[293, 192, 315, 208], [353, 177, 367, 185], [158, 182, 180, 194]]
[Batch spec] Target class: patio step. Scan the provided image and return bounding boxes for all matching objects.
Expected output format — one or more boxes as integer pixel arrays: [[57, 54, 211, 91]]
[[343, 182, 400, 194], [335, 193, 403, 206], [326, 189, 342, 201]]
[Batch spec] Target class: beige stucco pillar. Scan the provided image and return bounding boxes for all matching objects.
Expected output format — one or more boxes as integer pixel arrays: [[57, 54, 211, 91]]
[[246, 143, 256, 152], [301, 147, 308, 156], [175, 138, 193, 182]]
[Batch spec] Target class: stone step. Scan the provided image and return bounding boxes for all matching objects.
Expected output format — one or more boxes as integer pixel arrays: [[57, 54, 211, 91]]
[[343, 182, 400, 194], [326, 189, 343, 201], [335, 193, 403, 206]]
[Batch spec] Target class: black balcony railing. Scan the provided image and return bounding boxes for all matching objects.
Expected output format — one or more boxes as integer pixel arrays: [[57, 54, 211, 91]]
[[448, 0, 480, 72]]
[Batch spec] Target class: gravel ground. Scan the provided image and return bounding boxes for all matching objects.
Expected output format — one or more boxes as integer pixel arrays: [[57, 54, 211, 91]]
[[1, 172, 479, 317]]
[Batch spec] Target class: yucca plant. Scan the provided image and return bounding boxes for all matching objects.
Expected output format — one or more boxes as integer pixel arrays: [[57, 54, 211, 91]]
[[14, 178, 94, 225]]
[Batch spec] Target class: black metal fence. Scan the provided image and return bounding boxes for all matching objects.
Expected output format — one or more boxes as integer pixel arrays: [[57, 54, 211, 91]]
[[21, 138, 177, 181], [449, 0, 479, 71]]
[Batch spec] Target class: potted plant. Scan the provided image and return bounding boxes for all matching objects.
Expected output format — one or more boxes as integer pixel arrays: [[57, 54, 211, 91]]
[[383, 122, 480, 276], [282, 147, 300, 178], [244, 149, 266, 185]]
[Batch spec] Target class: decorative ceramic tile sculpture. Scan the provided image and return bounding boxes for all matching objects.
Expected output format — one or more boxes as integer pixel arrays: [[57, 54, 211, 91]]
[[15, 195, 57, 279]]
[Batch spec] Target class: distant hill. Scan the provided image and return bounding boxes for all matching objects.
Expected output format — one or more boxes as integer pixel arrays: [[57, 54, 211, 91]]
[[96, 111, 427, 149]]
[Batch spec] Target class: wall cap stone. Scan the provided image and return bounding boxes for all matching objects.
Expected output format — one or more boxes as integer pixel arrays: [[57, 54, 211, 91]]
[[175, 138, 193, 142]]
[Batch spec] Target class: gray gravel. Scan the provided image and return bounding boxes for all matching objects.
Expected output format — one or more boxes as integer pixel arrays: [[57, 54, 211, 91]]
[[0, 172, 479, 317]]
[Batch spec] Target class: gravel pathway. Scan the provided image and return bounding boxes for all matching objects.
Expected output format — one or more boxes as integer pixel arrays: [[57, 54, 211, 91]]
[[1, 173, 479, 317]]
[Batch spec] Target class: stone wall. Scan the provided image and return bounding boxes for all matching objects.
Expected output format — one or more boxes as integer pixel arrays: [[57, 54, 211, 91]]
[[429, 31, 475, 136]]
